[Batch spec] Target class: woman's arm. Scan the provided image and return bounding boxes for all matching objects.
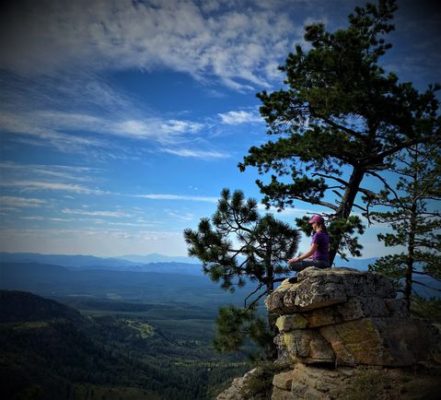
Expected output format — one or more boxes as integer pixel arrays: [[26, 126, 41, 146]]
[[288, 243, 318, 264]]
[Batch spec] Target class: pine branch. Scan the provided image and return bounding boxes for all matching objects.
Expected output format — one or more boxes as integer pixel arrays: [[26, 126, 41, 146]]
[[247, 290, 268, 309], [286, 192, 339, 211], [312, 173, 349, 187], [319, 115, 366, 141], [367, 170, 401, 202], [244, 283, 265, 308]]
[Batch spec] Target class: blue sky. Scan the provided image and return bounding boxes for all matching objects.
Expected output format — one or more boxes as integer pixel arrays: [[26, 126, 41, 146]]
[[0, 0, 440, 258]]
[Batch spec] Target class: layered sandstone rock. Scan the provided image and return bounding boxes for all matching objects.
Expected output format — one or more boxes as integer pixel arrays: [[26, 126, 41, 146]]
[[268, 268, 440, 369], [217, 267, 441, 400]]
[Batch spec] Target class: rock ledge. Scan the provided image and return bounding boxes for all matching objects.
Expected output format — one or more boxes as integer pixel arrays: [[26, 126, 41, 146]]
[[217, 268, 441, 400]]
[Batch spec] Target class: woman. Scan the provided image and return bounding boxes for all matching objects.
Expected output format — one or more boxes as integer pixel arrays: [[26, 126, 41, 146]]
[[288, 214, 330, 274]]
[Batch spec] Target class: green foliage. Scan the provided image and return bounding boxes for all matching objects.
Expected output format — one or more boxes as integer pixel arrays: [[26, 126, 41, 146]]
[[213, 306, 275, 360], [185, 189, 299, 293], [239, 0, 440, 264], [369, 143, 441, 309], [185, 189, 299, 359], [411, 295, 441, 323]]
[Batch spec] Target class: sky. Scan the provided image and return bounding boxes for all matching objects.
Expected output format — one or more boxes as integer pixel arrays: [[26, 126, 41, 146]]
[[0, 0, 440, 258]]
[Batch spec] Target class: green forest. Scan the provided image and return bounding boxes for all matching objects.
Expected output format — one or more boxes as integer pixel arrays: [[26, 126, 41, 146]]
[[0, 290, 251, 400]]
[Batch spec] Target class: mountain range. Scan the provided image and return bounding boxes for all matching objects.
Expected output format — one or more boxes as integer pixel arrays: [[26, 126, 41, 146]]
[[1, 252, 439, 299], [0, 251, 375, 270]]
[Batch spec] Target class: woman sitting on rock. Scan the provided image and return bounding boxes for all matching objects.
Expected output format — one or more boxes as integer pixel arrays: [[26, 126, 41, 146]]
[[288, 214, 330, 274]]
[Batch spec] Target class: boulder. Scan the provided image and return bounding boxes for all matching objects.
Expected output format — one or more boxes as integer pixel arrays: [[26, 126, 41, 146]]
[[275, 297, 408, 331], [277, 329, 335, 364], [272, 370, 294, 391], [216, 368, 259, 400], [266, 268, 396, 314], [320, 317, 441, 367], [272, 363, 441, 400]]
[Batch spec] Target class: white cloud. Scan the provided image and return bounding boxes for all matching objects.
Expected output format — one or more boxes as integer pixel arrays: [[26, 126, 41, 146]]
[[0, 0, 302, 91], [162, 148, 228, 159], [165, 210, 195, 221], [0, 196, 47, 208], [137, 194, 218, 203], [61, 208, 128, 218], [0, 111, 105, 152], [0, 180, 105, 195], [0, 161, 97, 182], [0, 110, 207, 151], [20, 216, 46, 221], [218, 110, 262, 125]]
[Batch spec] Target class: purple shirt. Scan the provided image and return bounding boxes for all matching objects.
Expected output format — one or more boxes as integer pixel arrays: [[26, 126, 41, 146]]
[[312, 232, 329, 261]]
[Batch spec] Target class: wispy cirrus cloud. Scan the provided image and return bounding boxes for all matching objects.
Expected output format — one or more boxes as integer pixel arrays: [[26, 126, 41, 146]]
[[0, 196, 47, 208], [137, 194, 218, 203], [61, 208, 129, 218], [0, 110, 204, 143], [0, 162, 105, 196], [0, 0, 303, 91], [161, 148, 229, 159], [0, 162, 98, 182], [0, 180, 105, 195], [0, 111, 105, 152]]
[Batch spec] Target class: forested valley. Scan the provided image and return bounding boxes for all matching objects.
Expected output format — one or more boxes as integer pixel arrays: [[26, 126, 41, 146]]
[[0, 262, 254, 400]]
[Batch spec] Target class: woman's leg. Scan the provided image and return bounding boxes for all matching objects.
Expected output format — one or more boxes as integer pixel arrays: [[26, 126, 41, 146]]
[[289, 259, 329, 272]]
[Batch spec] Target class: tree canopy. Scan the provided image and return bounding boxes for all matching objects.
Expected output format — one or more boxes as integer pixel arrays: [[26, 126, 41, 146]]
[[239, 0, 441, 263]]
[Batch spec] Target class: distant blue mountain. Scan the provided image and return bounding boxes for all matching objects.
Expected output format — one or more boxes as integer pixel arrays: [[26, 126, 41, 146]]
[[120, 253, 199, 264], [0, 262, 244, 307], [0, 252, 138, 269], [0, 252, 204, 275], [1, 252, 376, 272], [1, 254, 439, 300], [333, 256, 378, 270]]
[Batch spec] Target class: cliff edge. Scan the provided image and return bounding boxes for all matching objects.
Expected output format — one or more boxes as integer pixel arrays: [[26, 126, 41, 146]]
[[217, 268, 441, 400]]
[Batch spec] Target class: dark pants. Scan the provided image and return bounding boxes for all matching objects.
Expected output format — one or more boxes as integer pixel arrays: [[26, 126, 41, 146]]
[[289, 259, 330, 272]]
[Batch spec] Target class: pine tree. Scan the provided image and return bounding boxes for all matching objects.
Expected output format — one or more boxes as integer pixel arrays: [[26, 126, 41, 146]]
[[369, 143, 441, 310], [239, 0, 440, 264], [184, 189, 299, 359]]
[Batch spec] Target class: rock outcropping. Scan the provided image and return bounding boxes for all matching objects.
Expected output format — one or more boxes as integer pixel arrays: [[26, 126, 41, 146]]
[[217, 268, 441, 400]]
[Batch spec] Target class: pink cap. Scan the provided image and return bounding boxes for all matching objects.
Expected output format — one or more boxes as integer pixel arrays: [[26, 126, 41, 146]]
[[308, 214, 324, 224]]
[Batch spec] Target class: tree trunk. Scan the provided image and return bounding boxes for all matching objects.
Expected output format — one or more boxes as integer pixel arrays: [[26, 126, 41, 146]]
[[404, 201, 417, 310], [405, 148, 419, 310], [329, 167, 365, 265], [265, 265, 278, 360]]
